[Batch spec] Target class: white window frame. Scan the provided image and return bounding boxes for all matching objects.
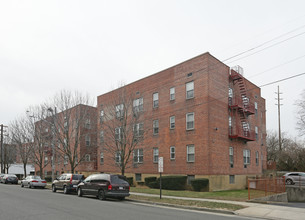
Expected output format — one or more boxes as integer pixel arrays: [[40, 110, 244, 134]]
[[85, 154, 90, 162], [187, 145, 195, 162], [153, 120, 159, 135], [100, 152, 104, 164], [85, 135, 91, 146], [134, 123, 144, 137], [116, 103, 124, 118], [115, 151, 121, 163], [170, 146, 175, 160], [133, 97, 144, 113], [100, 110, 104, 123], [64, 155, 68, 165], [255, 126, 258, 140], [186, 81, 194, 99], [229, 147, 234, 168], [170, 87, 175, 100], [153, 92, 159, 108], [85, 118, 91, 129], [133, 148, 143, 163], [256, 151, 259, 166], [115, 127, 122, 141], [243, 149, 250, 165], [170, 116, 175, 129], [153, 148, 159, 163], [186, 112, 194, 130]]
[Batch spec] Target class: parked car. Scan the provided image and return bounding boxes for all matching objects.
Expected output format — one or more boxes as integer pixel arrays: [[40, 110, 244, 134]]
[[0, 174, 18, 184], [77, 174, 130, 200], [0, 174, 5, 182], [52, 173, 85, 194], [284, 172, 305, 185], [21, 176, 47, 189]]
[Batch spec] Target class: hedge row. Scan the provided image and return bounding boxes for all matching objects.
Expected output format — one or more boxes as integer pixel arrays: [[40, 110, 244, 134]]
[[145, 176, 187, 190], [190, 178, 209, 191]]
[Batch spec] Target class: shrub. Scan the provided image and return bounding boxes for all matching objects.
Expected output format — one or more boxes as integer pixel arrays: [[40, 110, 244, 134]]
[[44, 177, 52, 183], [137, 181, 145, 186], [126, 177, 134, 186], [144, 176, 157, 186], [147, 176, 187, 190], [190, 178, 209, 191]]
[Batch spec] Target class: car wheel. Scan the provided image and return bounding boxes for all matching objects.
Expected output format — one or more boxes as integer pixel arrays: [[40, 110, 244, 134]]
[[77, 188, 83, 197], [52, 185, 57, 192], [286, 179, 294, 185], [21, 183, 24, 188], [63, 186, 69, 194], [98, 190, 106, 200]]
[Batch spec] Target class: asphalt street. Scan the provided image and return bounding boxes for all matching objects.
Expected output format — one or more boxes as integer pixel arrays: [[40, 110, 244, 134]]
[[0, 183, 258, 220]]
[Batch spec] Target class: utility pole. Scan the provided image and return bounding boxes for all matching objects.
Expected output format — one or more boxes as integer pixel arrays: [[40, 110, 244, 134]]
[[275, 86, 283, 151], [0, 124, 8, 173]]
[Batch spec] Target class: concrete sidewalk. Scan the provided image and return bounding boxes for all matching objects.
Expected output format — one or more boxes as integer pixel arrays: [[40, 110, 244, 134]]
[[130, 192, 305, 220]]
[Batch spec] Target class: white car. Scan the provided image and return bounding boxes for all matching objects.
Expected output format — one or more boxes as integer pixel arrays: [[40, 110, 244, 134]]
[[21, 176, 47, 189], [283, 172, 305, 185]]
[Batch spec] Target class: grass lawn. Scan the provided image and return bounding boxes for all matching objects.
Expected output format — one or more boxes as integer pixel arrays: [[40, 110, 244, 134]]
[[128, 195, 246, 211], [130, 187, 249, 201]]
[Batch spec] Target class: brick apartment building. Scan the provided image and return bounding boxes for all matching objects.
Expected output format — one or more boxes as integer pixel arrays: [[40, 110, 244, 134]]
[[97, 52, 267, 191], [35, 104, 98, 178]]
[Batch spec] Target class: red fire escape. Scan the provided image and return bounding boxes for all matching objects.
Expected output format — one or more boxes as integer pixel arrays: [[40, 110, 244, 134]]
[[229, 66, 255, 142]]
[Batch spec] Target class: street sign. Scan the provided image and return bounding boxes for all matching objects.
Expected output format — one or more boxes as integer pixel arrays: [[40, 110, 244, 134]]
[[158, 157, 163, 173]]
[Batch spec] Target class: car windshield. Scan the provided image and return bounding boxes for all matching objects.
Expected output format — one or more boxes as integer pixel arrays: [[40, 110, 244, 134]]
[[72, 175, 84, 180], [110, 175, 128, 184], [33, 176, 42, 180]]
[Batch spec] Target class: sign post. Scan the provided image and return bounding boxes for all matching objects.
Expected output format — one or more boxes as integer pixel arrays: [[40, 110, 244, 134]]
[[158, 157, 163, 199]]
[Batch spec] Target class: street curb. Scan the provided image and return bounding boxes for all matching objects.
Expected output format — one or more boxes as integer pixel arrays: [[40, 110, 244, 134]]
[[126, 198, 236, 215]]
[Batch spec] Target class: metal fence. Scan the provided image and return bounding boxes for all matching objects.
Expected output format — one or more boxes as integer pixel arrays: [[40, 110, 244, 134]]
[[248, 177, 286, 200]]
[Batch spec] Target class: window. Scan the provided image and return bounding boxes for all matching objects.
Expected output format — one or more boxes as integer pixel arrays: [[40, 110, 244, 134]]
[[255, 102, 258, 116], [85, 135, 91, 146], [153, 92, 159, 108], [229, 175, 235, 184], [187, 145, 195, 162], [134, 123, 144, 137], [133, 97, 144, 113], [170, 116, 175, 129], [44, 156, 48, 165], [133, 149, 143, 163], [115, 127, 122, 140], [100, 152, 104, 164], [115, 151, 121, 163], [255, 126, 258, 140], [153, 120, 159, 135], [153, 148, 159, 163], [186, 81, 194, 99], [100, 110, 104, 123], [135, 173, 142, 182], [243, 149, 250, 166], [170, 146, 175, 160], [186, 112, 194, 130], [64, 138, 67, 149], [229, 147, 234, 168], [85, 154, 90, 162], [256, 151, 259, 166], [100, 130, 104, 143], [228, 88, 233, 105], [64, 155, 68, 165], [187, 72, 193, 77], [170, 87, 175, 100], [44, 170, 48, 178], [85, 118, 91, 129], [116, 104, 124, 118]]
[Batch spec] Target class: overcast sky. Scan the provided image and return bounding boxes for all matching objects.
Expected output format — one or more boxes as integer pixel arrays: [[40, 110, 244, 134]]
[[1, 0, 305, 139]]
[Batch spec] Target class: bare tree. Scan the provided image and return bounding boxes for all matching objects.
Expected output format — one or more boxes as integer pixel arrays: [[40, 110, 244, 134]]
[[9, 117, 33, 177], [296, 89, 305, 136], [101, 86, 148, 176], [46, 90, 96, 174], [26, 105, 52, 178]]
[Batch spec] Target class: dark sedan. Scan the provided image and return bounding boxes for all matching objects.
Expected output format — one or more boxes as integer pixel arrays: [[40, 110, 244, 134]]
[[77, 174, 130, 200], [1, 174, 18, 184]]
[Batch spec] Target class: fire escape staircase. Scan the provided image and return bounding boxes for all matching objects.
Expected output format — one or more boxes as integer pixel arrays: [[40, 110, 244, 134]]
[[229, 68, 255, 142]]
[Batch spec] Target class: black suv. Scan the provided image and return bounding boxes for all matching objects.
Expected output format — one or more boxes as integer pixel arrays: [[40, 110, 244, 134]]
[[52, 173, 84, 194], [77, 174, 130, 200]]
